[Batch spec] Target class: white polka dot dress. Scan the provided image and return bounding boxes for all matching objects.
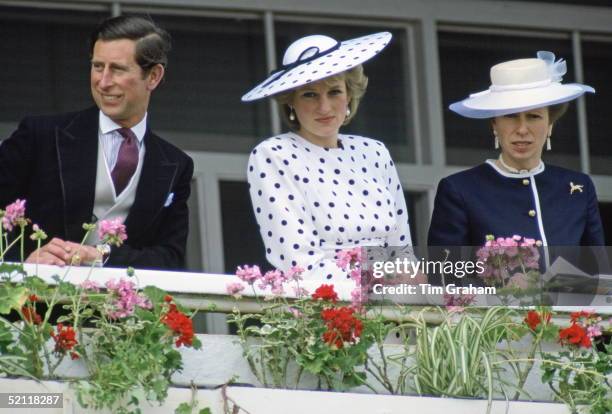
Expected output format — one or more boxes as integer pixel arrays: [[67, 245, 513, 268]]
[[247, 132, 413, 281]]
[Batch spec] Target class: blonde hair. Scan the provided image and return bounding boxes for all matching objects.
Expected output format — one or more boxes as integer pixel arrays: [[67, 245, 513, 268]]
[[548, 102, 569, 125], [275, 65, 368, 130]]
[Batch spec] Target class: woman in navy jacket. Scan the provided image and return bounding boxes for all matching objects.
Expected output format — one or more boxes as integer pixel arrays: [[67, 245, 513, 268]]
[[428, 52, 605, 249]]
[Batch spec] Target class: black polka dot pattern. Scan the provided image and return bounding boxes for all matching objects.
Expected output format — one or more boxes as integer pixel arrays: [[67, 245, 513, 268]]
[[247, 132, 412, 280], [242, 32, 392, 102]]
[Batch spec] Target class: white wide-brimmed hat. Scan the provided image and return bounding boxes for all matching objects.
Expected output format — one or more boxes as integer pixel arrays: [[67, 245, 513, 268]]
[[241, 32, 392, 102], [449, 51, 595, 119]]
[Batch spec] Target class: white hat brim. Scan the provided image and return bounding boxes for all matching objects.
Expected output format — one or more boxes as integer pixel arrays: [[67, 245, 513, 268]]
[[449, 83, 595, 119], [241, 32, 392, 102]]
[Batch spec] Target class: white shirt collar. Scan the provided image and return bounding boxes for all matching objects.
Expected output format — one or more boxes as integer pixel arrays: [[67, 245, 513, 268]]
[[98, 111, 147, 143]]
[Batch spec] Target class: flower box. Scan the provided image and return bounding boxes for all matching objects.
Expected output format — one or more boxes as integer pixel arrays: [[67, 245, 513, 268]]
[[0, 377, 573, 414]]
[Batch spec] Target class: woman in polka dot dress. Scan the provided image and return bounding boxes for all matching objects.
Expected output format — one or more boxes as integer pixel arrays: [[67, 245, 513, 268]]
[[241, 32, 417, 281]]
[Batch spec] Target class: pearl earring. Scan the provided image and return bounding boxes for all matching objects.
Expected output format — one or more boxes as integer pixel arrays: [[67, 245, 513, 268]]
[[493, 130, 499, 150], [346, 108, 351, 117], [289, 107, 295, 121]]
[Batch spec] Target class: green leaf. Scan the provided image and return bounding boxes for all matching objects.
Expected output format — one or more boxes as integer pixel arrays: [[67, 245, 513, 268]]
[[57, 280, 77, 296], [0, 262, 24, 279], [0, 284, 27, 314], [174, 403, 191, 414], [143, 285, 167, 306]]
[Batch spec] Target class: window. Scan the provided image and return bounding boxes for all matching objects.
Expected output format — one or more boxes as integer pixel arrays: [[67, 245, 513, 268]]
[[185, 178, 203, 272], [439, 29, 579, 169], [147, 14, 271, 153], [0, 6, 107, 122], [582, 37, 612, 175], [405, 190, 428, 247], [219, 180, 270, 274], [274, 22, 415, 162], [598, 202, 612, 245]]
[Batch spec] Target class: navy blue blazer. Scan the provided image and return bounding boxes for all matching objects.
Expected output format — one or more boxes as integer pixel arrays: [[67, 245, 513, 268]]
[[428, 161, 605, 247], [0, 106, 194, 269]]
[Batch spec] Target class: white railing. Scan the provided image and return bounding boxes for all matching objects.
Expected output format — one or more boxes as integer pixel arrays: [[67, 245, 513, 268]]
[[7, 263, 610, 323]]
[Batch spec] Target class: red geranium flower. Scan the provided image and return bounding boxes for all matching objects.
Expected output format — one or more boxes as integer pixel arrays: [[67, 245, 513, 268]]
[[559, 323, 591, 348], [50, 324, 78, 353], [312, 284, 339, 303], [21, 306, 42, 325], [570, 310, 594, 323], [162, 305, 195, 347], [320, 306, 362, 349], [524, 310, 551, 331], [322, 330, 343, 349], [525, 310, 541, 330]]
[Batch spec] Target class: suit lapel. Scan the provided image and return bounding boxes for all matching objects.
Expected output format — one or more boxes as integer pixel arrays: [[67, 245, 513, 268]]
[[124, 131, 178, 241], [55, 107, 98, 240]]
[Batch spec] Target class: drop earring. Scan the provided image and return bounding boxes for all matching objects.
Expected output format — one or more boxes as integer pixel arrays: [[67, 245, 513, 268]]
[[346, 108, 351, 117], [493, 130, 499, 150], [289, 107, 295, 121], [546, 136, 551, 151]]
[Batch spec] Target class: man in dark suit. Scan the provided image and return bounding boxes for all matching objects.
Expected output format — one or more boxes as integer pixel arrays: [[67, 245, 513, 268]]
[[0, 15, 193, 270]]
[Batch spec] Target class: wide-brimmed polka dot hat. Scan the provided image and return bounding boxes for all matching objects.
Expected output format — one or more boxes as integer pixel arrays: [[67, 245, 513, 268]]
[[241, 31, 392, 102], [449, 51, 594, 119]]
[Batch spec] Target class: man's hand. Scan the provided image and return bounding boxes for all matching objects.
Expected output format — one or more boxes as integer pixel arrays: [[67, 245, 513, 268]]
[[26, 237, 71, 266], [62, 241, 102, 266], [25, 238, 102, 266]]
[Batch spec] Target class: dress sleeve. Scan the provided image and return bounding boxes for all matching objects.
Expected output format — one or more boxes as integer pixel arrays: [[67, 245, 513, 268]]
[[382, 146, 413, 249], [581, 176, 605, 246], [247, 142, 347, 281], [428, 177, 470, 246]]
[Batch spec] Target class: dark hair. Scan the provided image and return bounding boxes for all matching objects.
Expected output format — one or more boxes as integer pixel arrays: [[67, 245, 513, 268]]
[[89, 15, 171, 74], [548, 102, 569, 124]]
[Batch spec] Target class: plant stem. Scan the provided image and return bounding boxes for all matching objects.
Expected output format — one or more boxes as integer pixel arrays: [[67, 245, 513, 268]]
[[19, 225, 25, 263], [34, 239, 41, 281], [364, 361, 390, 394], [0, 224, 4, 260], [259, 348, 268, 387], [512, 329, 542, 400], [2, 233, 23, 259], [368, 345, 395, 393], [294, 366, 303, 389]]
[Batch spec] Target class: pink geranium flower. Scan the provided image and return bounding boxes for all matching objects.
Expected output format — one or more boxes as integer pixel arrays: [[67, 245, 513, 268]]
[[80, 280, 101, 292], [443, 292, 476, 313], [586, 325, 602, 339], [258, 270, 286, 294], [235, 265, 262, 285], [226, 282, 246, 297], [507, 273, 529, 289], [292, 286, 309, 297], [349, 267, 362, 284], [98, 218, 127, 247], [105, 278, 151, 319], [2, 199, 26, 231], [476, 234, 541, 287], [285, 266, 305, 282], [350, 287, 368, 312], [335, 247, 363, 270]]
